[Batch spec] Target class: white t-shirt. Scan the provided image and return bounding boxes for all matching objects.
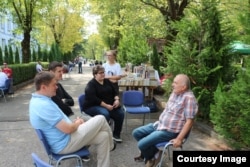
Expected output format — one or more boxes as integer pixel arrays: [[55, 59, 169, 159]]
[[0, 72, 8, 87], [36, 64, 42, 73], [102, 62, 122, 77]]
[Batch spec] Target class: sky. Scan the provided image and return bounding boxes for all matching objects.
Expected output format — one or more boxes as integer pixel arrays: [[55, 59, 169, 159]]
[[83, 12, 100, 38]]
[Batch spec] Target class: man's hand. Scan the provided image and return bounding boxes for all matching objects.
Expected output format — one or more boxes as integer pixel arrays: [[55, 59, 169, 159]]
[[74, 117, 84, 125], [169, 138, 183, 148]]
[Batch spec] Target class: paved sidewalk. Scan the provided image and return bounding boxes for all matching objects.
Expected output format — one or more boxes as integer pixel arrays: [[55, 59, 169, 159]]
[[0, 66, 230, 167]]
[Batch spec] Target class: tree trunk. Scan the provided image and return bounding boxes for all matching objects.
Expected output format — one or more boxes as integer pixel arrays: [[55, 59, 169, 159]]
[[21, 31, 31, 63]]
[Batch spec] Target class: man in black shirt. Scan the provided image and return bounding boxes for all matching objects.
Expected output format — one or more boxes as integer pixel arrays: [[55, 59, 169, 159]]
[[48, 61, 74, 117]]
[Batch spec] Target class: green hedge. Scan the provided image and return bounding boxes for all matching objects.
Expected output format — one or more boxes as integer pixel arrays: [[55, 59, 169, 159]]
[[8, 62, 49, 85]]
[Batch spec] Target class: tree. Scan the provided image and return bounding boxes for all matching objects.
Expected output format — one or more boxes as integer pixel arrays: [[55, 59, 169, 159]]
[[38, 0, 86, 53], [8, 45, 14, 64], [162, 0, 235, 120], [15, 46, 20, 64], [4, 45, 9, 63], [43, 49, 48, 62], [85, 34, 106, 61], [90, 0, 165, 66], [72, 41, 86, 58], [31, 48, 37, 62], [140, 0, 189, 40], [50, 43, 63, 62], [210, 58, 250, 148], [0, 47, 3, 65], [37, 44, 43, 61], [150, 43, 160, 74], [8, 0, 41, 63]]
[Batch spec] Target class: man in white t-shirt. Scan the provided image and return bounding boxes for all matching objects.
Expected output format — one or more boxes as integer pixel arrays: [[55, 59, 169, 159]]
[[36, 61, 43, 73], [0, 68, 8, 87]]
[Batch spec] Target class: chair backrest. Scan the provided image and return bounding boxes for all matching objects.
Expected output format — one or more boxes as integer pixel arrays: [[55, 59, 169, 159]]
[[31, 153, 53, 167], [122, 90, 144, 106], [35, 129, 52, 156], [78, 94, 85, 112]]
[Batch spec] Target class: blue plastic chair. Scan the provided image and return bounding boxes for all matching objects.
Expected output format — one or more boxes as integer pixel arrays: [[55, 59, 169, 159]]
[[0, 78, 11, 102], [31, 153, 53, 167], [122, 90, 150, 132], [78, 94, 86, 114], [154, 130, 192, 167], [35, 129, 90, 167]]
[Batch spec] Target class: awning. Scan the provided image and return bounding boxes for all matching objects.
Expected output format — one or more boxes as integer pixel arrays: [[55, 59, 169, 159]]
[[231, 41, 250, 55]]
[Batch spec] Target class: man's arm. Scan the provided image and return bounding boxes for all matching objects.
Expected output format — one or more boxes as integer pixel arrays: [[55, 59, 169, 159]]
[[56, 118, 84, 134], [170, 118, 194, 147], [59, 84, 74, 106]]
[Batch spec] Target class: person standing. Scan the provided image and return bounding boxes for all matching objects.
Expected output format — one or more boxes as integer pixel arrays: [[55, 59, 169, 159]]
[[83, 65, 124, 143], [29, 71, 115, 167], [78, 56, 84, 73], [102, 50, 127, 92], [132, 74, 198, 167]]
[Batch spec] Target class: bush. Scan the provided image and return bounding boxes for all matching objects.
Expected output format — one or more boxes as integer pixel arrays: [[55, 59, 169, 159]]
[[9, 62, 49, 85], [210, 61, 250, 149]]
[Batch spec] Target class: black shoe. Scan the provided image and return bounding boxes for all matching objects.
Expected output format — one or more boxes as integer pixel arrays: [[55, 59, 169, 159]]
[[82, 156, 90, 162], [113, 135, 122, 143], [111, 140, 116, 151]]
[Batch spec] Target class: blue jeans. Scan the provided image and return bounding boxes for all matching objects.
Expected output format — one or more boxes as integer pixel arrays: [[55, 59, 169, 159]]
[[85, 106, 124, 136], [132, 123, 178, 161]]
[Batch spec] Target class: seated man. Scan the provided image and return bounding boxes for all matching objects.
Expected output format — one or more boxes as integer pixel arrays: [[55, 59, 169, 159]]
[[48, 61, 74, 117], [132, 74, 198, 167], [2, 63, 14, 94], [29, 71, 115, 167], [0, 68, 8, 88], [36, 60, 43, 73]]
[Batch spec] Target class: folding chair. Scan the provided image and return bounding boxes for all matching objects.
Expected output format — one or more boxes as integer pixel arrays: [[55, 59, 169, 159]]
[[31, 153, 53, 167], [0, 78, 11, 102], [35, 129, 90, 167], [154, 130, 192, 167], [122, 90, 150, 132]]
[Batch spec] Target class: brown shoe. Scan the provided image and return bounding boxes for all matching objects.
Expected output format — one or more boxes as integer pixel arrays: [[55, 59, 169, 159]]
[[145, 159, 155, 167]]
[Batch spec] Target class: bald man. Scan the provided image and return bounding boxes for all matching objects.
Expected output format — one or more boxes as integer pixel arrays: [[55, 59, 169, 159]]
[[132, 74, 198, 167]]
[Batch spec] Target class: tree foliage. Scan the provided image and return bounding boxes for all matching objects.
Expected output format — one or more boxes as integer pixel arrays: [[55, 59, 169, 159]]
[[210, 58, 250, 148], [4, 0, 47, 63], [15, 47, 20, 64], [37, 0, 86, 53], [0, 47, 3, 65], [162, 0, 235, 120], [140, 0, 190, 40]]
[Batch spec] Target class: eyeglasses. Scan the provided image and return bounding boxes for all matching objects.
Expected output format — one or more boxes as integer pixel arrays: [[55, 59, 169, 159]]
[[97, 71, 105, 74]]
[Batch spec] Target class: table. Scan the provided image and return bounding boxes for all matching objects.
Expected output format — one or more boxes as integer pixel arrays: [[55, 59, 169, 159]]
[[118, 77, 158, 100]]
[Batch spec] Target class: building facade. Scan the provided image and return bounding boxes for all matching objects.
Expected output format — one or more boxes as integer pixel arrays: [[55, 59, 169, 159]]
[[0, 12, 23, 62]]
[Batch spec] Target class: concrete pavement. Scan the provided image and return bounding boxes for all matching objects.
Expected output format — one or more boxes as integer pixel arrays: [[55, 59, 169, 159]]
[[0, 65, 230, 167]]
